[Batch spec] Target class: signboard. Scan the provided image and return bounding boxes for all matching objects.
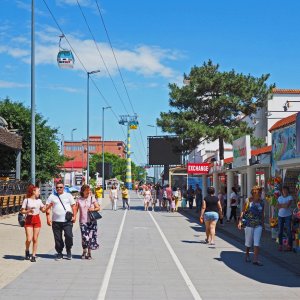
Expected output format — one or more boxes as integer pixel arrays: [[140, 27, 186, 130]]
[[187, 163, 210, 174], [232, 135, 251, 168], [296, 112, 300, 153]]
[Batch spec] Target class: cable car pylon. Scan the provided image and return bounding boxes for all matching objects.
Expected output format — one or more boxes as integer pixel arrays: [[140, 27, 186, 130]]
[[119, 114, 138, 189]]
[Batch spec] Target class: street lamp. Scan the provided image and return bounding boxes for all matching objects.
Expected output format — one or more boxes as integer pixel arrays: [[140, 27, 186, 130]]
[[102, 106, 111, 197], [31, 0, 35, 184], [87, 70, 100, 184], [147, 124, 158, 183], [71, 128, 77, 185]]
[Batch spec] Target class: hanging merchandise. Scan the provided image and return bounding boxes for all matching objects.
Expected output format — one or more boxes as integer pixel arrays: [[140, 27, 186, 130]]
[[57, 35, 75, 69], [293, 176, 300, 253]]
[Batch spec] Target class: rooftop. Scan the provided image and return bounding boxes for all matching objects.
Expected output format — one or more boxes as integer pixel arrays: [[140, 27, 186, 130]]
[[269, 113, 297, 132]]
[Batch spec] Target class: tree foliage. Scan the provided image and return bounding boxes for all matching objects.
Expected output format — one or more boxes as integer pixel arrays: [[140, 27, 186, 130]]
[[157, 60, 275, 159], [89, 152, 146, 182], [0, 98, 65, 183]]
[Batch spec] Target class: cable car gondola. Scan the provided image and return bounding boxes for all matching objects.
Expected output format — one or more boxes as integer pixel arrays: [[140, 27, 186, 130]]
[[57, 35, 75, 69]]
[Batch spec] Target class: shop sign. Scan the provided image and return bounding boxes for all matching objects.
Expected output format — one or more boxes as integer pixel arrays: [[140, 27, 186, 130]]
[[187, 163, 210, 174], [232, 135, 251, 168]]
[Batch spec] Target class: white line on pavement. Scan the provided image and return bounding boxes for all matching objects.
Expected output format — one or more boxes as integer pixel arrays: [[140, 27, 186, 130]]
[[148, 211, 202, 300], [97, 209, 127, 300]]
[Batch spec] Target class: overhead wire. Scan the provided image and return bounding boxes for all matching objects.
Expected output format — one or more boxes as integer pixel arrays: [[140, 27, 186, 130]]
[[94, 0, 148, 159], [76, 0, 129, 114], [41, 0, 127, 139]]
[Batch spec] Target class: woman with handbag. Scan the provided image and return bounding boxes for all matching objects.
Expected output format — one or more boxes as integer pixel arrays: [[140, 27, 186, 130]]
[[76, 184, 100, 260], [238, 186, 264, 266], [20, 184, 48, 262]]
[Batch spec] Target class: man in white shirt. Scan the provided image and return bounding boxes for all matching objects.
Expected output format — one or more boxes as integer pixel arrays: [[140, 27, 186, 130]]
[[46, 181, 76, 260], [228, 187, 238, 222]]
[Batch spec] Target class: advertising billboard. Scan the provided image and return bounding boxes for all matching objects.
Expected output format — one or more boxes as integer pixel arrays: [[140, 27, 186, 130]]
[[232, 135, 251, 168], [148, 136, 182, 166]]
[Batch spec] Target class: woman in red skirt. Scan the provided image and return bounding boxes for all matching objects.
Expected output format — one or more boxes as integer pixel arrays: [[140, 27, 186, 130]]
[[20, 184, 48, 262]]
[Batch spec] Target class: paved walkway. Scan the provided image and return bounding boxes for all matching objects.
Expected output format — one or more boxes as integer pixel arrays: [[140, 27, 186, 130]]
[[0, 192, 299, 300]]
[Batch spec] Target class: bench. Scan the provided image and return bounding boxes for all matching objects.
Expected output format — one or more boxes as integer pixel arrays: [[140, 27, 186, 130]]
[[8, 195, 16, 213], [0, 196, 10, 216]]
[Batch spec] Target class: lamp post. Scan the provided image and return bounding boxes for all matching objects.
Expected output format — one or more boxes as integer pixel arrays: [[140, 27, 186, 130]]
[[147, 124, 158, 183], [31, 0, 35, 184], [102, 106, 111, 197], [71, 128, 77, 186], [87, 70, 100, 184]]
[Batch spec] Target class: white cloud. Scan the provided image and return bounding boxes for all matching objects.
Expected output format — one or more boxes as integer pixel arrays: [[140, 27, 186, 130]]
[[45, 84, 82, 93], [56, 0, 94, 8], [0, 80, 28, 88], [3, 26, 181, 80]]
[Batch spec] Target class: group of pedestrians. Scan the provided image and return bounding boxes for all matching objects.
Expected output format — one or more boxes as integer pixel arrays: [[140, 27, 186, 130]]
[[20, 181, 100, 262]]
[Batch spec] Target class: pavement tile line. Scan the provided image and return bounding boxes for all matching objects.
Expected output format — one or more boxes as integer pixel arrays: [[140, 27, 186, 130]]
[[97, 209, 127, 300], [148, 211, 202, 300]]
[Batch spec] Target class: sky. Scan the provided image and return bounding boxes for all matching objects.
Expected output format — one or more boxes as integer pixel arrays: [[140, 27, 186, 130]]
[[2, 0, 300, 167]]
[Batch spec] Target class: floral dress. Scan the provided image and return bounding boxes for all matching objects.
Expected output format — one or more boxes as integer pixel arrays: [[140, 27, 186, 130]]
[[77, 196, 99, 250]]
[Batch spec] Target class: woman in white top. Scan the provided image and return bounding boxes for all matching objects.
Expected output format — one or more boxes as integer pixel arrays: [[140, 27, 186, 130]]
[[277, 186, 294, 251], [109, 185, 118, 211], [143, 186, 152, 211], [20, 185, 48, 262]]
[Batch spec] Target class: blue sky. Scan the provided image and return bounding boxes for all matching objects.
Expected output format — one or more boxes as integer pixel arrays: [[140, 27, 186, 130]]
[[2, 0, 300, 166]]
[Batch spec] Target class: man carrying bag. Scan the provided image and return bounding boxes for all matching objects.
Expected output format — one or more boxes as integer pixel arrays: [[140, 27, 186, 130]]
[[46, 181, 76, 260]]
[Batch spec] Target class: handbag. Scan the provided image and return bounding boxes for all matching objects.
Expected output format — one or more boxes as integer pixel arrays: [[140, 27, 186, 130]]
[[88, 197, 102, 222], [18, 198, 28, 227], [57, 194, 73, 222]]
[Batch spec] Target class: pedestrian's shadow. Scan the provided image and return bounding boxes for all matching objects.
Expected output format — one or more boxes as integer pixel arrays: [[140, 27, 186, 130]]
[[3, 254, 82, 260], [217, 251, 300, 287], [181, 240, 203, 244]]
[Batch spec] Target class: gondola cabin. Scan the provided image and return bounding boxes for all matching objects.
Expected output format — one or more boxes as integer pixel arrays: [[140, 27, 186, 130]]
[[57, 50, 75, 69]]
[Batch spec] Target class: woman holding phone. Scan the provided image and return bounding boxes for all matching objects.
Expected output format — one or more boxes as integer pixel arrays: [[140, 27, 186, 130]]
[[20, 184, 48, 262]]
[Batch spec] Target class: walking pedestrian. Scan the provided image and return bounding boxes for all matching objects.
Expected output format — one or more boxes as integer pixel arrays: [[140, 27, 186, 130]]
[[195, 184, 203, 213], [228, 187, 238, 222], [277, 186, 294, 251], [238, 186, 265, 266], [151, 185, 157, 211], [158, 185, 163, 211], [200, 187, 223, 245], [165, 184, 173, 212], [143, 186, 152, 211], [76, 185, 100, 260], [109, 185, 118, 210], [175, 187, 181, 212], [21, 184, 48, 262], [95, 184, 103, 210], [46, 181, 76, 260], [218, 190, 225, 225], [187, 185, 195, 209], [121, 185, 130, 210], [181, 185, 187, 209]]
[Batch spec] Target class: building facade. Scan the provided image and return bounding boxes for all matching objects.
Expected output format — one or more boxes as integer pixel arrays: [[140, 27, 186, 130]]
[[62, 135, 126, 172]]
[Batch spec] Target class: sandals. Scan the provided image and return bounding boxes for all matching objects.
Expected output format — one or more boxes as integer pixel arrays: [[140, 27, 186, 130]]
[[81, 252, 87, 259], [85, 253, 92, 260], [253, 261, 263, 266]]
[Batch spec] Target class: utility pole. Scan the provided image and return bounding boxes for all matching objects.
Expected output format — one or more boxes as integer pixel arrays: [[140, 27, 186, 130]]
[[119, 114, 138, 190], [31, 0, 35, 184]]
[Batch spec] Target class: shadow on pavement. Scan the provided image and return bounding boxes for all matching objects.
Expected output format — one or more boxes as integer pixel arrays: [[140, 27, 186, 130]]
[[0, 222, 20, 227], [218, 251, 300, 287], [3, 255, 25, 260]]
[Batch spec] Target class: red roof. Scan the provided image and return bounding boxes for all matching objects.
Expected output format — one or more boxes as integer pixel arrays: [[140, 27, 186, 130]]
[[61, 161, 86, 169], [269, 114, 297, 132], [224, 157, 233, 164], [272, 88, 300, 94], [251, 145, 272, 156]]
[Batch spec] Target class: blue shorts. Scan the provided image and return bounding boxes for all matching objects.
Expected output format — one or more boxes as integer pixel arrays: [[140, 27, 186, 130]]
[[204, 211, 219, 222]]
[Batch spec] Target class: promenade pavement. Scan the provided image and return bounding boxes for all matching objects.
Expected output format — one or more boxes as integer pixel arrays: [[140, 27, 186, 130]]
[[0, 191, 299, 300]]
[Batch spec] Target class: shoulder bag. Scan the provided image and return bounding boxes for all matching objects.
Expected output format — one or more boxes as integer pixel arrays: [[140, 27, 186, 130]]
[[88, 197, 102, 222], [57, 194, 73, 222], [18, 198, 28, 227]]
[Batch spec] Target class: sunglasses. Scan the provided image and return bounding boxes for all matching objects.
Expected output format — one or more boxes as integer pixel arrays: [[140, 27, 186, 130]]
[[56, 186, 64, 189]]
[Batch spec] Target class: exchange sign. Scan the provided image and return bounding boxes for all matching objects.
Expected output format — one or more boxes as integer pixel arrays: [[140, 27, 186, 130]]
[[187, 163, 210, 174]]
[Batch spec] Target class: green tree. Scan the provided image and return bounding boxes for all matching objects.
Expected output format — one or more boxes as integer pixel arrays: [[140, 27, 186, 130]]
[[157, 60, 275, 159], [0, 98, 65, 183], [90, 152, 146, 182]]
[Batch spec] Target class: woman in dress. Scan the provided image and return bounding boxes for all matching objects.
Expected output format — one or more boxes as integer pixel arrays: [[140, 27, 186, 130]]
[[20, 184, 48, 262], [200, 186, 223, 245], [238, 186, 264, 266], [143, 186, 152, 211], [76, 184, 100, 259]]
